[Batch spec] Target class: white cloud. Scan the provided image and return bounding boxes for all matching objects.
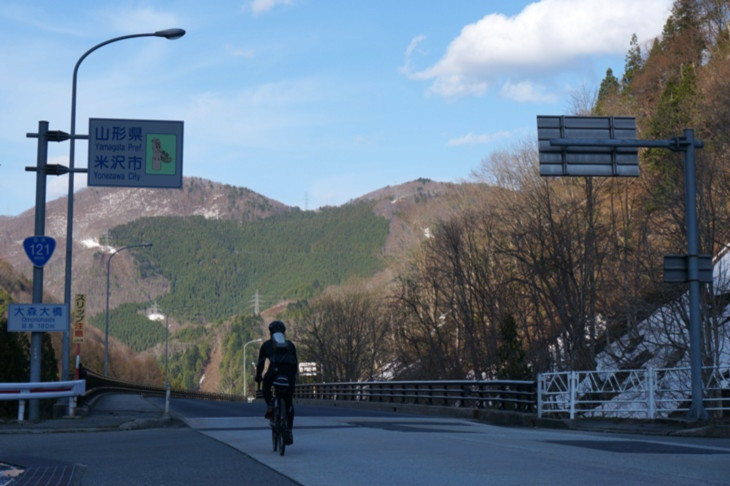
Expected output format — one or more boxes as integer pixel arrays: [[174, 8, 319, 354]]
[[447, 131, 512, 147], [500, 81, 557, 103], [249, 0, 294, 16], [224, 43, 255, 58], [399, 34, 427, 75], [405, 0, 673, 99]]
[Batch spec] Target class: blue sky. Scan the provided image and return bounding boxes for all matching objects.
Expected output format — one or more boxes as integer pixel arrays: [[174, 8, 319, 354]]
[[0, 0, 674, 216]]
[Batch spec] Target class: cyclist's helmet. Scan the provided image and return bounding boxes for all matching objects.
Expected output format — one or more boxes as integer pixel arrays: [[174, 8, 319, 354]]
[[268, 320, 286, 334]]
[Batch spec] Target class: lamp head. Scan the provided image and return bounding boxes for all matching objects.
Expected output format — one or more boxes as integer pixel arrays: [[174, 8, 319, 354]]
[[154, 28, 186, 40]]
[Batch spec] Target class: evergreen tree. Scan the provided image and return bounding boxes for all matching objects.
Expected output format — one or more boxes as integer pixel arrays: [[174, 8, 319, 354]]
[[621, 33, 643, 96], [595, 68, 621, 115], [660, 0, 705, 65], [496, 314, 531, 380]]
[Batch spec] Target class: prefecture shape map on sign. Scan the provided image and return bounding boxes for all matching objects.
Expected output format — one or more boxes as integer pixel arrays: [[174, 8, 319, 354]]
[[87, 118, 184, 188]]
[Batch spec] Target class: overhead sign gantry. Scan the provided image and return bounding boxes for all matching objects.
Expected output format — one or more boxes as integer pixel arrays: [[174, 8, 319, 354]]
[[537, 115, 708, 421]]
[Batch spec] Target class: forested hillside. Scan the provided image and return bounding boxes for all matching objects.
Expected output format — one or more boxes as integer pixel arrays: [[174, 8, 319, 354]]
[[0, 177, 291, 319], [78, 201, 390, 390], [89, 201, 389, 338]]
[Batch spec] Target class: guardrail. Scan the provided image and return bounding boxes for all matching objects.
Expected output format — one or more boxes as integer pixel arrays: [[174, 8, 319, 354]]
[[7, 365, 726, 423], [84, 372, 536, 413], [0, 380, 86, 421], [294, 379, 537, 412], [537, 365, 730, 419], [81, 369, 241, 403]]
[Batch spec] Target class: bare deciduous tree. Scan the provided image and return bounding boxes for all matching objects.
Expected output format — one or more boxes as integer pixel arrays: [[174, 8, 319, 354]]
[[296, 290, 390, 382]]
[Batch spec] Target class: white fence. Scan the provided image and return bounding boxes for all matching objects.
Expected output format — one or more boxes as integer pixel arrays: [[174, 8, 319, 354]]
[[0, 380, 86, 421], [537, 365, 730, 419]]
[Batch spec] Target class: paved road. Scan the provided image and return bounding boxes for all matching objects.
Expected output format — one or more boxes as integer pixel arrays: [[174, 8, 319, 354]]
[[175, 399, 730, 486], [2, 394, 729, 485], [0, 395, 297, 486]]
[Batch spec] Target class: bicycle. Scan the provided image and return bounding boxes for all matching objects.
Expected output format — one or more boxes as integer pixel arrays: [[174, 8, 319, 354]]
[[269, 375, 290, 456]]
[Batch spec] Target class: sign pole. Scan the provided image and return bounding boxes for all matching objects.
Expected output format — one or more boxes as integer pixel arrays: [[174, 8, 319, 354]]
[[682, 128, 707, 421], [28, 121, 50, 421]]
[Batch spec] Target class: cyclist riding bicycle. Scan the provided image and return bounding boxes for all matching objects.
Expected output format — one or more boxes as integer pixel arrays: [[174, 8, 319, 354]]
[[255, 320, 299, 445]]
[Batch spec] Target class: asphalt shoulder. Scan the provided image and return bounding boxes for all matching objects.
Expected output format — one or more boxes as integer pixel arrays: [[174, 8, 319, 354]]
[[0, 393, 177, 434], [295, 399, 730, 438]]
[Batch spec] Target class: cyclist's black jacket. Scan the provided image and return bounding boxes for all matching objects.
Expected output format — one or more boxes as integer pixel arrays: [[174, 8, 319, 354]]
[[255, 339, 299, 383]]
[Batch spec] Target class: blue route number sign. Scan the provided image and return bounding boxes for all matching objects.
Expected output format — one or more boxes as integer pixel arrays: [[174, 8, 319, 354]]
[[23, 236, 56, 267]]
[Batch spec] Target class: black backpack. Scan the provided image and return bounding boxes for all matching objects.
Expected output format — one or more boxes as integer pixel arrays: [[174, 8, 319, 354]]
[[270, 332, 295, 368]]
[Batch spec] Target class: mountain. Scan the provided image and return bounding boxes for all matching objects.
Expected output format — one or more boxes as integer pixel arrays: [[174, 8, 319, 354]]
[[355, 178, 486, 256], [0, 176, 467, 318], [0, 177, 290, 314]]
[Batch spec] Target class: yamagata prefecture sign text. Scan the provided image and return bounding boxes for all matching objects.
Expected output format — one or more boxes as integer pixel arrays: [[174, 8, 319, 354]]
[[87, 118, 183, 189]]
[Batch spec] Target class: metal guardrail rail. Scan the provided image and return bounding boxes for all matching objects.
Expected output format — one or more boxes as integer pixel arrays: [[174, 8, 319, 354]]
[[0, 380, 86, 421], [294, 379, 537, 412], [6, 365, 727, 422], [81, 369, 241, 403], [537, 365, 730, 419], [79, 366, 730, 419], [80, 371, 538, 413]]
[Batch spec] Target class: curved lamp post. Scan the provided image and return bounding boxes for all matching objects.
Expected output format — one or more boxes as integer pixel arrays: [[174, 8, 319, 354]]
[[61, 28, 185, 381], [243, 338, 263, 401], [104, 242, 152, 376], [164, 312, 170, 413]]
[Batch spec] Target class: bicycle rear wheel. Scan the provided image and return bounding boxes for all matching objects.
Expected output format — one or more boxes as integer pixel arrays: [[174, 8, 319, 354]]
[[276, 396, 287, 456], [272, 422, 278, 452], [271, 402, 279, 451]]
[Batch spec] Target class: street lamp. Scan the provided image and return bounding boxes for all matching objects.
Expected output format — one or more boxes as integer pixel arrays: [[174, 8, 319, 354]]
[[243, 338, 262, 401], [164, 312, 170, 414], [158, 302, 192, 413], [62, 29, 186, 381], [104, 242, 152, 376]]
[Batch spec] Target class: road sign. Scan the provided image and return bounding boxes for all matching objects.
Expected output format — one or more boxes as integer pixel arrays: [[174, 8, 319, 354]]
[[537, 116, 639, 177], [7, 303, 68, 332], [23, 236, 56, 267], [664, 255, 713, 283], [87, 118, 184, 188], [73, 294, 86, 343], [299, 362, 319, 377]]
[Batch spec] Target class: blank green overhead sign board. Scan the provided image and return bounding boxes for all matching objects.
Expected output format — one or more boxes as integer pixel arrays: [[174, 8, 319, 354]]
[[537, 116, 639, 177], [87, 118, 183, 188]]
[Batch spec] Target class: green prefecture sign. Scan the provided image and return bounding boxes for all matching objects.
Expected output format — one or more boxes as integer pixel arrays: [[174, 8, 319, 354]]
[[88, 118, 183, 188]]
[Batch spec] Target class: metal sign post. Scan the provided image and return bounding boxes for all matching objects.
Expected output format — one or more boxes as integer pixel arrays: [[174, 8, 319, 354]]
[[537, 117, 707, 421], [22, 121, 65, 420]]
